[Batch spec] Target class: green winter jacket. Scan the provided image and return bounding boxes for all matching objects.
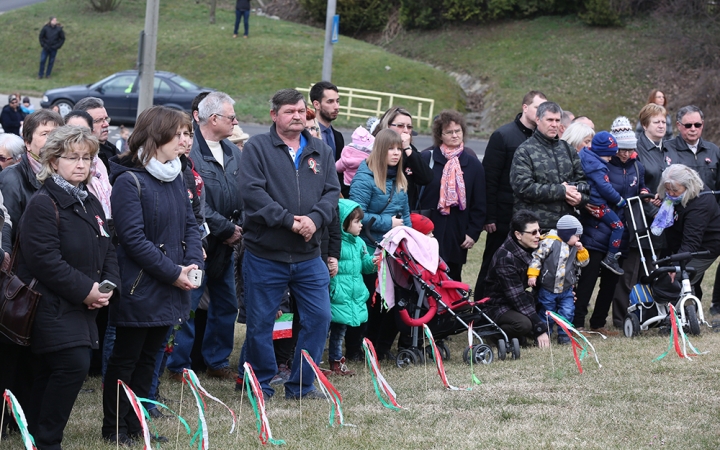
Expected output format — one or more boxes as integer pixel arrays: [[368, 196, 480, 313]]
[[329, 199, 377, 326]]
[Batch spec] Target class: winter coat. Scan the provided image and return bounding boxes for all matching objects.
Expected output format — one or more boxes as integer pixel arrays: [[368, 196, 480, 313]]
[[482, 113, 534, 227], [635, 132, 672, 218], [39, 23, 65, 51], [329, 199, 376, 327], [349, 160, 411, 249], [108, 155, 203, 327], [97, 141, 120, 174], [665, 189, 720, 258], [0, 154, 41, 251], [527, 232, 589, 293], [417, 146, 486, 265], [580, 154, 647, 253], [481, 234, 548, 338], [16, 178, 119, 354], [510, 129, 589, 230], [579, 148, 623, 207], [403, 144, 434, 211], [0, 105, 24, 136], [236, 0, 251, 10], [663, 136, 720, 192], [336, 144, 371, 188], [239, 125, 340, 263], [190, 131, 243, 276]]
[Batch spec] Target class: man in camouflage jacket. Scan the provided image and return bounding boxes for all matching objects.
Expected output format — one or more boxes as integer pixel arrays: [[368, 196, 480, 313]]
[[509, 101, 589, 230]]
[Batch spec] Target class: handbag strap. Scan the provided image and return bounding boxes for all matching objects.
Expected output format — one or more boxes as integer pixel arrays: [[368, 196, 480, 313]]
[[9, 192, 59, 273], [377, 179, 397, 216]]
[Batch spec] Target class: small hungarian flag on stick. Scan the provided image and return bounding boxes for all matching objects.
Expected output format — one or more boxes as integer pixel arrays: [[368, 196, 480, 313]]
[[273, 313, 293, 340]]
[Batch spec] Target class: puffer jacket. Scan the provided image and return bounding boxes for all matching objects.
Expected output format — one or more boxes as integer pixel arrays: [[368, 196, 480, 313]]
[[349, 160, 411, 249], [510, 129, 589, 230], [336, 144, 372, 188], [579, 147, 623, 207], [527, 231, 589, 293], [329, 199, 376, 327]]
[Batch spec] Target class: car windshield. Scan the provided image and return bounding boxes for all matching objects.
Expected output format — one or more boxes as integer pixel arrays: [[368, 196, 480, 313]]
[[89, 73, 124, 90], [170, 74, 200, 91]]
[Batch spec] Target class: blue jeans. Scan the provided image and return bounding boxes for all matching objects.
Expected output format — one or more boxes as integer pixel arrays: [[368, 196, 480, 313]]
[[243, 250, 331, 398], [234, 9, 250, 36], [101, 325, 116, 384], [536, 287, 575, 339], [328, 322, 347, 362], [39, 48, 57, 77], [166, 259, 238, 373]]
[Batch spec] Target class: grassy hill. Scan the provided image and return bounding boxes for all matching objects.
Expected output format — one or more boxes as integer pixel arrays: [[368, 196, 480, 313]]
[[0, 0, 464, 129]]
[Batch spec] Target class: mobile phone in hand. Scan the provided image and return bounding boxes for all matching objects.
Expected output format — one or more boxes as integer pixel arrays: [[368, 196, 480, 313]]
[[188, 269, 204, 288], [98, 280, 116, 294]]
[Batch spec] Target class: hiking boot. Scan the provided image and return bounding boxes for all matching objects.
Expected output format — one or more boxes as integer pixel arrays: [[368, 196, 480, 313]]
[[206, 366, 237, 381], [167, 371, 184, 382], [269, 363, 291, 386], [601, 253, 624, 275], [591, 327, 619, 336], [329, 357, 355, 376], [285, 389, 327, 400]]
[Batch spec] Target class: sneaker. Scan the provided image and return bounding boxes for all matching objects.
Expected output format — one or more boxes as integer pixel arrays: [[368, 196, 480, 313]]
[[329, 357, 355, 376], [147, 408, 164, 419], [103, 433, 135, 447], [601, 253, 624, 275], [710, 304, 720, 316], [167, 371, 184, 382], [206, 366, 237, 381], [286, 389, 327, 400]]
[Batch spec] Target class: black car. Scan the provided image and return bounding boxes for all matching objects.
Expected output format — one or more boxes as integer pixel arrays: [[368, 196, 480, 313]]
[[40, 70, 214, 123]]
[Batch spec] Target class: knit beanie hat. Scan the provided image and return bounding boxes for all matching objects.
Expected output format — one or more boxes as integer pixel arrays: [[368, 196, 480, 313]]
[[610, 116, 637, 149], [410, 213, 434, 235], [351, 126, 374, 150], [556, 215, 583, 243], [590, 131, 619, 157]]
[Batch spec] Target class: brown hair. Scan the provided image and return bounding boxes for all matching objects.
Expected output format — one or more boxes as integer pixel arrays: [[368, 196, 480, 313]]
[[373, 106, 412, 137], [306, 108, 316, 121], [638, 103, 667, 128], [343, 205, 364, 232], [22, 109, 64, 145], [432, 110, 467, 147], [38, 125, 99, 184], [522, 90, 547, 107], [647, 89, 667, 107], [365, 129, 407, 194], [127, 106, 191, 167]]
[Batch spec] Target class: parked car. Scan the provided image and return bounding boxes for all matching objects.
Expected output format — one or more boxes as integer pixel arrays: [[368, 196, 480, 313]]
[[40, 70, 214, 123]]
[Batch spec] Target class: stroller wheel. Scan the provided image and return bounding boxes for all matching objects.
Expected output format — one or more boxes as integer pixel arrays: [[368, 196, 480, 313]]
[[425, 342, 450, 361], [624, 314, 640, 337], [464, 344, 493, 365], [684, 304, 701, 336], [396, 349, 418, 369], [497, 340, 507, 361], [511, 338, 521, 360]]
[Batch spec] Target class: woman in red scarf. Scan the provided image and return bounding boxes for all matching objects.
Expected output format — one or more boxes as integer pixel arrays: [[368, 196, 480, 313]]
[[416, 110, 486, 282]]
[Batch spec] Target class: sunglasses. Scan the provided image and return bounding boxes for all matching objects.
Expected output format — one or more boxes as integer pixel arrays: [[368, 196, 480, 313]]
[[0, 155, 14, 163], [520, 229, 541, 236], [680, 122, 703, 129]]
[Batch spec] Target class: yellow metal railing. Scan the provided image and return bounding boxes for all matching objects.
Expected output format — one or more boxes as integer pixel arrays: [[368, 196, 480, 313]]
[[296, 85, 435, 129]]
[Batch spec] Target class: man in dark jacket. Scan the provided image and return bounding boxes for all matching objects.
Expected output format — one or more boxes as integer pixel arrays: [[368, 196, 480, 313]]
[[475, 90, 545, 298], [38, 16, 65, 79], [239, 89, 340, 400], [0, 95, 25, 136], [165, 92, 242, 381], [74, 97, 118, 173], [482, 210, 549, 347], [310, 81, 344, 161], [510, 101, 589, 230]]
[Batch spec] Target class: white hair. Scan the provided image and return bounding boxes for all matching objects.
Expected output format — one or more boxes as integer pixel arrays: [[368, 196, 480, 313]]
[[561, 122, 595, 151], [657, 164, 705, 207], [197, 92, 235, 125], [0, 133, 25, 160]]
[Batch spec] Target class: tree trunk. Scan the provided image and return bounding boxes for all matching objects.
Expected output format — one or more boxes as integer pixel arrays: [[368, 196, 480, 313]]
[[209, 0, 217, 24]]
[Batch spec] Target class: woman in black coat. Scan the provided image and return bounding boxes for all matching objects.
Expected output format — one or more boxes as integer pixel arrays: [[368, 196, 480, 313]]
[[417, 110, 486, 282], [16, 126, 119, 450], [101, 106, 203, 445]]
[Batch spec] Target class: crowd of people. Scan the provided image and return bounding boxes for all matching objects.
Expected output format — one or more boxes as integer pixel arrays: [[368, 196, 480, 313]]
[[1, 81, 720, 449]]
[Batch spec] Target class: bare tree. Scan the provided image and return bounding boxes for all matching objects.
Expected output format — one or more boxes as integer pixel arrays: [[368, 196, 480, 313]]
[[209, 0, 217, 24]]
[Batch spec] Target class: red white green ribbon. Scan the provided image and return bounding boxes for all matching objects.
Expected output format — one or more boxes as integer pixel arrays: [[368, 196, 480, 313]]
[[545, 311, 602, 373], [300, 349, 354, 427], [362, 338, 402, 410], [423, 324, 467, 390], [654, 304, 706, 361], [2, 389, 36, 450], [467, 322, 482, 386], [118, 380, 152, 449], [182, 369, 236, 449], [242, 362, 285, 446]]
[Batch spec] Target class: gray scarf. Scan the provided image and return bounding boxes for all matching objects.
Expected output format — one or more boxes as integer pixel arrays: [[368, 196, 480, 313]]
[[52, 174, 88, 205]]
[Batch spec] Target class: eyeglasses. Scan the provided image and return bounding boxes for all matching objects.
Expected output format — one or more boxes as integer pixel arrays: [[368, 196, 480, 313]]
[[306, 126, 319, 133], [59, 155, 93, 164], [390, 123, 413, 131], [520, 229, 541, 236], [214, 113, 237, 122], [92, 116, 111, 125], [680, 122, 703, 129], [0, 155, 14, 163], [442, 129, 463, 136]]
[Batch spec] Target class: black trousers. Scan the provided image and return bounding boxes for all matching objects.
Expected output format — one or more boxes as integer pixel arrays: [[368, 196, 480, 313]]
[[363, 273, 398, 355], [446, 262, 463, 284], [475, 224, 509, 299], [102, 326, 169, 437], [612, 247, 644, 328], [0, 341, 34, 436], [30, 346, 91, 450], [574, 249, 620, 329], [495, 309, 532, 339]]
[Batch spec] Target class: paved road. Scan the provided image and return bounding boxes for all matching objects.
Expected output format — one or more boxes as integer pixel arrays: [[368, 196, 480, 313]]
[[0, 0, 46, 13]]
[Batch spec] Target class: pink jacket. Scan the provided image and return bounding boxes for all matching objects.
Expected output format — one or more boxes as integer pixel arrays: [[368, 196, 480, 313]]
[[336, 144, 372, 186]]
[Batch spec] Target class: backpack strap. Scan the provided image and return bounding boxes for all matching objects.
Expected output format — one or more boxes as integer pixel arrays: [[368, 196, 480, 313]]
[[127, 171, 141, 198]]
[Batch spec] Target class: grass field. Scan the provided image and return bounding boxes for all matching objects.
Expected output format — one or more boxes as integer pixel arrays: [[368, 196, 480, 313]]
[[3, 239, 719, 449]]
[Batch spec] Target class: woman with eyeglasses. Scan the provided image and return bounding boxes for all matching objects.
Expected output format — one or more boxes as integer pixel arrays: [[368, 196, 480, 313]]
[[372, 106, 433, 210], [15, 125, 119, 449], [635, 89, 673, 139], [101, 106, 203, 445], [0, 94, 25, 137], [0, 133, 24, 170], [416, 110, 486, 283]]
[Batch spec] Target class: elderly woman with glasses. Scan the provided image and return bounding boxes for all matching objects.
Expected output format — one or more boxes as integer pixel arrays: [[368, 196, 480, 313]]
[[0, 133, 24, 170], [16, 125, 119, 450], [416, 110, 486, 282], [0, 94, 25, 136]]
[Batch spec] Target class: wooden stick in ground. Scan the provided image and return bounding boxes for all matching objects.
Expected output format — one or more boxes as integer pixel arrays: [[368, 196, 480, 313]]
[[0, 392, 6, 445], [174, 377, 185, 450], [116, 381, 120, 450]]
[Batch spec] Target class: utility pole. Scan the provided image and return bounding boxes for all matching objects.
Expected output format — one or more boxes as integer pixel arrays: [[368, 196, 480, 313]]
[[321, 0, 337, 82], [137, 0, 160, 118]]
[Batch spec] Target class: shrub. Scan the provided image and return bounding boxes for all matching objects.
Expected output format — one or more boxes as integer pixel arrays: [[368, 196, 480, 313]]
[[299, 0, 391, 34], [88, 0, 122, 12], [579, 0, 623, 27]]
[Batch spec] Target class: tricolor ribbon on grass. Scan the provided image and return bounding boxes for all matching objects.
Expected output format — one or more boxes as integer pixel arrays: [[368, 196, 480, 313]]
[[118, 380, 152, 448], [545, 311, 602, 373], [242, 362, 285, 446], [654, 304, 706, 361], [182, 369, 236, 449], [2, 389, 36, 450], [467, 322, 482, 386], [423, 324, 468, 390], [300, 349, 354, 427], [362, 338, 402, 410]]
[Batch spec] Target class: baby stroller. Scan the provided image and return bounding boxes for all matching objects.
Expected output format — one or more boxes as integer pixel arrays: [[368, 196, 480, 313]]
[[622, 195, 710, 336], [371, 222, 520, 368]]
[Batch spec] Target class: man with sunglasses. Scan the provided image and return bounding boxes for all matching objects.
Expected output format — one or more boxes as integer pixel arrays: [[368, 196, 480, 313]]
[[481, 210, 550, 348]]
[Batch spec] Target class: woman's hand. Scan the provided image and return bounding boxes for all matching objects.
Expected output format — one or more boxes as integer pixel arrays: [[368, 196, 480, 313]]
[[651, 193, 662, 207], [173, 264, 199, 291], [391, 216, 404, 228], [461, 235, 475, 249], [84, 282, 112, 310], [401, 132, 412, 150]]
